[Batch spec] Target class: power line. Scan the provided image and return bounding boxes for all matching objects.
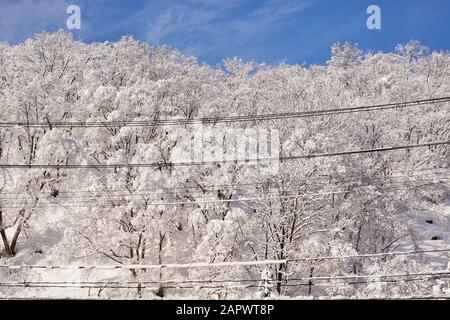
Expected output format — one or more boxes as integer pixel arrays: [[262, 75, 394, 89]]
[[1, 165, 447, 197], [0, 97, 448, 128], [1, 178, 448, 209], [1, 165, 448, 207], [0, 275, 436, 286], [0, 259, 287, 270], [2, 169, 447, 200], [288, 270, 450, 282], [1, 248, 449, 270], [0, 272, 448, 291], [2, 180, 448, 211], [289, 248, 450, 262], [0, 140, 448, 169], [0, 190, 342, 209]]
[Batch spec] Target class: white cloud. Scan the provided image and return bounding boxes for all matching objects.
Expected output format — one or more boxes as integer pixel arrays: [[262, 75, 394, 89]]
[[142, 0, 311, 58], [0, 0, 312, 60], [144, 1, 239, 44], [0, 0, 70, 43]]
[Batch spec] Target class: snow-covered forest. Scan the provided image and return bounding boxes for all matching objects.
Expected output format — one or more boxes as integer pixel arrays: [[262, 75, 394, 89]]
[[0, 31, 449, 299]]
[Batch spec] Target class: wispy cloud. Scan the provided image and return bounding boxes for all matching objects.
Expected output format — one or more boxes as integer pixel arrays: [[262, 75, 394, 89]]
[[253, 0, 310, 19], [0, 0, 313, 63], [227, 0, 311, 38], [143, 0, 311, 59], [144, 1, 239, 43], [0, 0, 70, 43]]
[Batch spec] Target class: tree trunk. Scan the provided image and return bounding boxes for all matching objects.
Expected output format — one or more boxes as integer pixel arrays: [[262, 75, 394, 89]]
[[10, 209, 28, 255], [276, 261, 287, 294], [10, 222, 22, 254], [353, 222, 364, 274], [0, 210, 13, 257], [155, 232, 165, 298], [308, 265, 315, 295]]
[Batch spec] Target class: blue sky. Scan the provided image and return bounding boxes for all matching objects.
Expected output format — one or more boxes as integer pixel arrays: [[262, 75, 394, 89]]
[[0, 0, 449, 66]]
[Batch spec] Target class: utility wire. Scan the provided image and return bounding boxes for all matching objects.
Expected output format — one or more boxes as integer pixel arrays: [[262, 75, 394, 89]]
[[1, 178, 447, 209], [0, 167, 450, 199], [0, 97, 448, 128], [0, 140, 448, 169], [0, 272, 448, 290], [1, 169, 446, 201], [1, 248, 449, 270], [1, 165, 447, 196]]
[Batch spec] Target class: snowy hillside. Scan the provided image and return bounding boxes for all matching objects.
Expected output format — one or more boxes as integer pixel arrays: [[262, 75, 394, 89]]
[[0, 32, 449, 299]]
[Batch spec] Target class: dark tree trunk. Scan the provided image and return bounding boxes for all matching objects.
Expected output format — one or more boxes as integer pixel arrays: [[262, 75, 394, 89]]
[[0, 210, 13, 257], [308, 265, 315, 295], [10, 221, 23, 254]]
